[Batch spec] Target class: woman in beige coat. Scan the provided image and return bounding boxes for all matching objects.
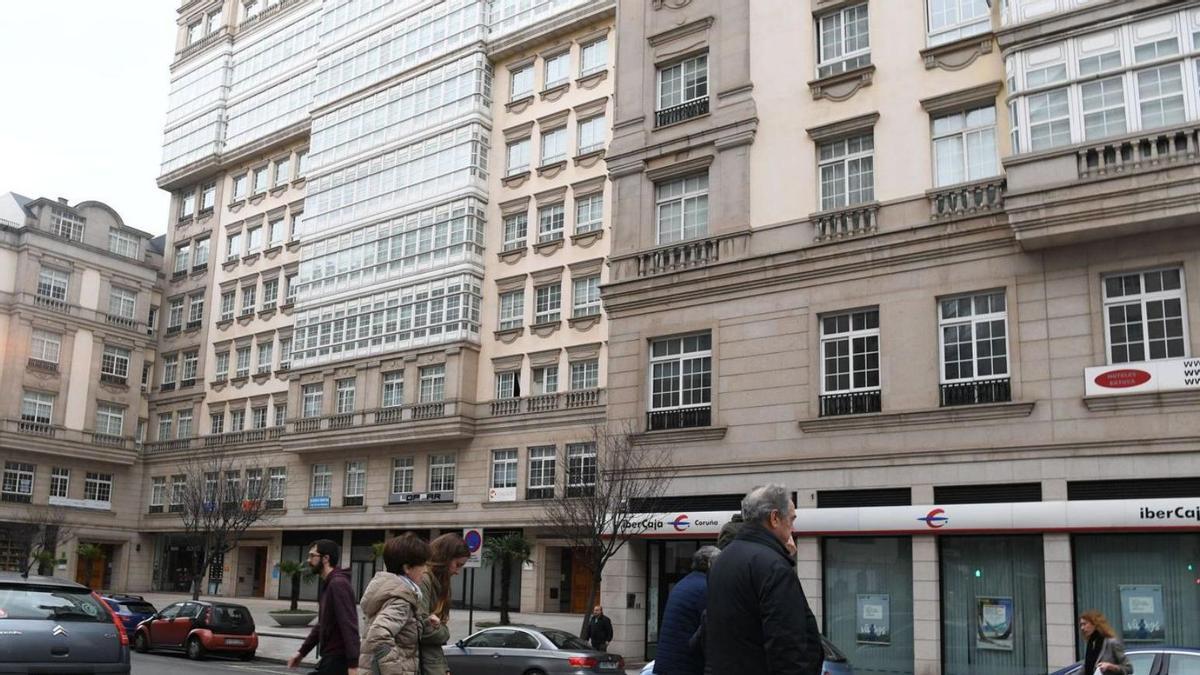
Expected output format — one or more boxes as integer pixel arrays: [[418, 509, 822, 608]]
[[417, 534, 470, 675], [360, 533, 434, 675]]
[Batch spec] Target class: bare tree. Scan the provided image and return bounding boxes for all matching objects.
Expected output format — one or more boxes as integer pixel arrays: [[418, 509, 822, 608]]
[[175, 448, 274, 600], [536, 422, 676, 636], [0, 504, 74, 578]]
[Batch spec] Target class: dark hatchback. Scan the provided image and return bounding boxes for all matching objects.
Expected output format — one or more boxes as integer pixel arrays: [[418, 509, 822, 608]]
[[133, 600, 258, 660], [101, 594, 157, 634], [0, 572, 131, 673]]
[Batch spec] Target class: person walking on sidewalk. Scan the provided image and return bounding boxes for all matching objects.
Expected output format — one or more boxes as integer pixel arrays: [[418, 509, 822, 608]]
[[289, 539, 361, 675], [359, 533, 431, 675], [583, 606, 613, 652], [418, 533, 470, 675], [654, 546, 719, 675]]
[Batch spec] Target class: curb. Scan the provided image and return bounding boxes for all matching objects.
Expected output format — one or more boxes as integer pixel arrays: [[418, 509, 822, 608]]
[[257, 629, 306, 639]]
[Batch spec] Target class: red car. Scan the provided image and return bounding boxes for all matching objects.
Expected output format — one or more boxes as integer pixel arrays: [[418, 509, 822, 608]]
[[132, 600, 258, 661]]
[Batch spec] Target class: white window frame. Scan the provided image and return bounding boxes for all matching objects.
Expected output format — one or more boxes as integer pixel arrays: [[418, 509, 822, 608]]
[[108, 229, 140, 259], [50, 208, 85, 240], [577, 115, 606, 156], [1102, 267, 1189, 364], [510, 65, 533, 101], [30, 329, 61, 364], [817, 3, 870, 78], [267, 467, 286, 502], [538, 204, 565, 243], [532, 365, 558, 395], [818, 134, 875, 211], [167, 297, 185, 330], [302, 383, 323, 417], [502, 213, 527, 251], [257, 342, 273, 373], [937, 290, 1010, 383], [572, 275, 601, 318], [657, 54, 708, 112], [109, 286, 137, 320], [819, 309, 881, 395], [344, 461, 365, 499], [187, 295, 204, 325], [932, 106, 999, 187], [51, 467, 71, 498], [391, 457, 414, 494], [310, 464, 332, 498], [540, 127, 567, 165], [499, 289, 525, 330], [84, 472, 113, 504], [21, 391, 54, 424], [95, 403, 125, 436], [649, 333, 712, 413], [419, 365, 446, 402], [926, 0, 990, 47], [495, 371, 520, 399], [220, 291, 235, 321], [566, 442, 597, 491], [507, 138, 531, 176], [235, 346, 251, 378], [491, 449, 518, 489], [382, 372, 404, 408], [176, 410, 193, 439], [3, 462, 35, 500], [336, 378, 356, 414], [527, 446, 556, 495], [534, 283, 561, 325], [570, 359, 599, 390], [544, 52, 569, 88], [655, 174, 709, 244], [574, 192, 603, 234], [101, 345, 131, 379], [429, 454, 456, 493], [162, 354, 178, 386], [37, 267, 69, 301], [580, 37, 608, 76], [214, 351, 230, 380], [150, 476, 166, 508]]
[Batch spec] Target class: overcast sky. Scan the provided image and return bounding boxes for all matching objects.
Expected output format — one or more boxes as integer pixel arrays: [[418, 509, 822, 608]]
[[0, 2, 177, 236]]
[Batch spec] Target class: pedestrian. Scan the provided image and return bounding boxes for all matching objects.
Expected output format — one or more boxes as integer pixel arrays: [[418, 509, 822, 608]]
[[289, 539, 361, 675], [704, 484, 822, 675], [583, 605, 613, 652], [653, 546, 720, 675], [1079, 610, 1133, 674], [418, 533, 470, 675], [359, 533, 432, 675]]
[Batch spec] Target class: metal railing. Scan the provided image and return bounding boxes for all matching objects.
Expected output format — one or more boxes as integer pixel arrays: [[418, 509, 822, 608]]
[[647, 405, 712, 431], [929, 177, 1006, 222], [940, 378, 1011, 407], [655, 97, 710, 127], [819, 390, 882, 417]]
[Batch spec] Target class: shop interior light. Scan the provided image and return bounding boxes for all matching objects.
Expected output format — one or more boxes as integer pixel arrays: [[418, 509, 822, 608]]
[[974, 569, 982, 578]]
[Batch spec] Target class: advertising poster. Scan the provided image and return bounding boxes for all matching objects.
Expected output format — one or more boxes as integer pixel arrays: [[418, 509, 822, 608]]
[[976, 596, 1015, 651], [856, 594, 891, 645], [1120, 585, 1166, 642]]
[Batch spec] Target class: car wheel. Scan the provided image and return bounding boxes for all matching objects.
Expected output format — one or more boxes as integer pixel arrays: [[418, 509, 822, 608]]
[[185, 636, 205, 660], [133, 632, 149, 653], [240, 650, 256, 661], [523, 670, 547, 675]]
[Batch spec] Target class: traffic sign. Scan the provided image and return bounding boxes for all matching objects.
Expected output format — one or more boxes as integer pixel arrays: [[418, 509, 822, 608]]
[[463, 528, 484, 568]]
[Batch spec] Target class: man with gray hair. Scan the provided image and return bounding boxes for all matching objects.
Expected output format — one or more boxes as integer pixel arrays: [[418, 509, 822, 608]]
[[703, 485, 822, 674], [653, 546, 720, 675]]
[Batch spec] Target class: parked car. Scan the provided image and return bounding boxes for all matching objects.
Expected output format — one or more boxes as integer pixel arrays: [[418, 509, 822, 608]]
[[1049, 646, 1200, 675], [131, 599, 258, 660], [640, 634, 853, 675], [443, 625, 625, 674], [101, 594, 157, 634], [0, 572, 131, 673]]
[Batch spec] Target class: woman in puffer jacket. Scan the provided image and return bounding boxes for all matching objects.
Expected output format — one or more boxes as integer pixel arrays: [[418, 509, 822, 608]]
[[360, 533, 434, 675]]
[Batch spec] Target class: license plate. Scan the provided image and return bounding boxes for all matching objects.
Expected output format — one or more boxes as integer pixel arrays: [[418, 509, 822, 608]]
[[599, 663, 617, 671], [225, 638, 244, 645]]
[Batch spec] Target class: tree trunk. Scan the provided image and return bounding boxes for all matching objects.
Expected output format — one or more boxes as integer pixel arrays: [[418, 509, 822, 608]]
[[578, 573, 603, 638], [190, 550, 205, 601], [498, 558, 512, 625], [289, 573, 300, 611]]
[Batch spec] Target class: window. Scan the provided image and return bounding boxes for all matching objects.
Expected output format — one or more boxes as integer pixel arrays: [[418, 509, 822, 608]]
[[179, 192, 196, 220], [492, 449, 518, 489], [933, 106, 998, 187], [206, 8, 222, 33], [229, 408, 244, 433], [580, 37, 608, 76], [575, 193, 603, 234], [534, 284, 561, 324], [382, 372, 404, 407], [570, 359, 599, 390], [194, 237, 210, 267], [268, 219, 284, 246], [241, 285, 257, 315], [252, 406, 268, 429], [167, 297, 184, 331], [566, 442, 596, 495], [572, 275, 601, 317], [538, 204, 564, 243], [162, 354, 179, 387], [658, 54, 708, 111], [220, 291, 235, 321], [495, 371, 520, 399], [262, 278, 279, 308], [2, 462, 35, 502], [541, 127, 566, 165], [577, 115, 606, 155], [50, 467, 70, 498], [279, 338, 292, 370], [1136, 64, 1186, 130], [295, 149, 308, 178], [344, 461, 365, 505], [817, 4, 870, 78], [302, 383, 323, 417], [257, 342, 273, 373], [429, 454, 456, 493], [544, 52, 569, 87], [49, 207, 85, 240], [819, 134, 874, 211], [311, 464, 332, 498], [336, 378, 356, 414], [391, 457, 413, 494], [285, 274, 298, 304], [232, 173, 247, 200], [499, 290, 525, 330], [109, 229, 140, 259], [107, 286, 137, 321], [187, 295, 204, 326], [176, 410, 193, 438], [1103, 268, 1187, 363], [246, 226, 263, 253], [245, 468, 263, 500], [649, 333, 712, 430], [84, 472, 113, 504], [267, 467, 286, 506], [226, 232, 242, 260], [274, 157, 291, 187], [510, 66, 533, 100], [273, 402, 287, 427], [252, 166, 269, 194], [37, 267, 69, 301], [21, 391, 53, 425], [532, 365, 558, 395], [158, 413, 173, 441], [147, 306, 158, 335], [1081, 77, 1127, 140], [210, 412, 225, 435], [170, 474, 186, 509], [503, 213, 527, 251], [174, 243, 191, 274], [1027, 88, 1071, 151], [655, 174, 709, 244], [31, 329, 61, 364], [150, 476, 165, 511], [419, 365, 445, 402], [507, 138, 530, 176], [819, 309, 881, 416], [200, 183, 216, 212], [527, 446, 556, 499], [187, 20, 203, 45], [939, 290, 1011, 406], [235, 346, 251, 378], [927, 0, 989, 46], [101, 345, 130, 381]]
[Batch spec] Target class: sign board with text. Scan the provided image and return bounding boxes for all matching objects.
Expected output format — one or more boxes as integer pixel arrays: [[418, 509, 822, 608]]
[[1084, 357, 1200, 397], [463, 528, 484, 568]]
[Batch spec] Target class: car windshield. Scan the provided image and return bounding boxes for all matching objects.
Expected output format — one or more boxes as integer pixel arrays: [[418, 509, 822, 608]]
[[0, 586, 111, 623], [121, 602, 156, 614], [542, 628, 591, 651]]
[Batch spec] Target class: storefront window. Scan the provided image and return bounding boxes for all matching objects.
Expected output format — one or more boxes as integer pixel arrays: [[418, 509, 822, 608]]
[[941, 536, 1046, 675], [1073, 533, 1200, 654], [823, 537, 914, 674], [646, 540, 704, 660]]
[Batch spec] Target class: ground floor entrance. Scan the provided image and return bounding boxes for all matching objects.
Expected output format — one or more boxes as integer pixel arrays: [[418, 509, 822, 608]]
[[74, 542, 116, 589]]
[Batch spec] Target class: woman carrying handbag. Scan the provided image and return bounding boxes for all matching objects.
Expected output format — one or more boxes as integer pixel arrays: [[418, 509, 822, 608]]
[[1079, 610, 1133, 675]]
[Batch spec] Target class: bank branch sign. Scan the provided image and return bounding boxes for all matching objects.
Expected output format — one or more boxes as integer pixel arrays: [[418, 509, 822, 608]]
[[1084, 357, 1200, 397]]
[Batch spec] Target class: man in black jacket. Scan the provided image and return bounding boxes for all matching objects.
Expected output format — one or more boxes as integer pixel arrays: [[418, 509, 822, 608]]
[[289, 539, 360, 675], [584, 605, 614, 651], [704, 485, 822, 675]]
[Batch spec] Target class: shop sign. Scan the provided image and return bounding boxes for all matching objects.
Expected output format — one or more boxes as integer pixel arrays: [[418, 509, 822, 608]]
[[488, 487, 516, 502], [48, 495, 111, 511], [308, 496, 331, 509], [1084, 357, 1200, 397], [614, 511, 737, 537]]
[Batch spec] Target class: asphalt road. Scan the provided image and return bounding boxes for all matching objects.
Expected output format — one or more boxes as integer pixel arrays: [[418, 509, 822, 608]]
[[132, 652, 297, 674]]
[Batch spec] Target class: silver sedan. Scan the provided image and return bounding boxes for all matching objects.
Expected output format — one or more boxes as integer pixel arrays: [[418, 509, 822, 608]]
[[443, 625, 625, 675]]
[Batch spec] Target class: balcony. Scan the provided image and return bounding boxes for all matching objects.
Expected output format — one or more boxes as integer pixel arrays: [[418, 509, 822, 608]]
[[0, 419, 139, 457], [617, 230, 752, 280], [647, 405, 711, 432], [284, 401, 470, 452], [820, 390, 882, 417], [27, 358, 58, 373], [1005, 121, 1200, 249], [145, 426, 284, 454], [105, 314, 138, 330], [34, 294, 70, 313], [655, 97, 709, 128], [940, 378, 1011, 407], [812, 203, 879, 242], [928, 177, 1005, 223], [487, 389, 606, 417], [99, 373, 127, 386]]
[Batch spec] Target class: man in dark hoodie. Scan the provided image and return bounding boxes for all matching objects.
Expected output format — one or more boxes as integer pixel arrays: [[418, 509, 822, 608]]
[[289, 539, 360, 675]]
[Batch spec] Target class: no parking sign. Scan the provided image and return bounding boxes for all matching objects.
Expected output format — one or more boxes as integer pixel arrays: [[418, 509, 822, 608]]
[[463, 528, 483, 568]]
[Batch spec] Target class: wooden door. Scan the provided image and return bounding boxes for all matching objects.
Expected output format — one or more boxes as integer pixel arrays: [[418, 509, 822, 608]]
[[569, 549, 594, 614], [75, 547, 108, 589]]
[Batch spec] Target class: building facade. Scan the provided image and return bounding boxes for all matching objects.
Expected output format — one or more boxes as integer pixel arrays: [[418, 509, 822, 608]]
[[601, 0, 1200, 672], [0, 192, 163, 590]]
